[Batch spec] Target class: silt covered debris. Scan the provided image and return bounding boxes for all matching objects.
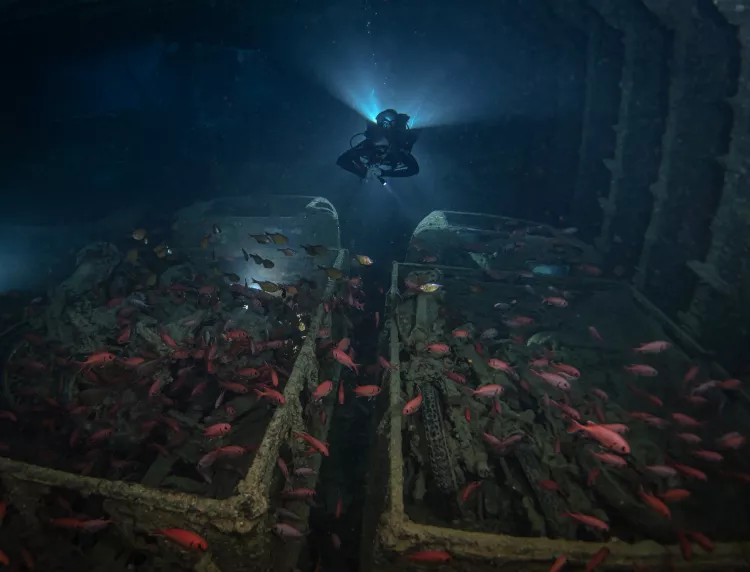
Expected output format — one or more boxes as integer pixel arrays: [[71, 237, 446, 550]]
[[394, 264, 750, 565]]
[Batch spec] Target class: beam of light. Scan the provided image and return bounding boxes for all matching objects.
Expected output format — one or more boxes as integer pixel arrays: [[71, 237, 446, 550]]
[[313, 57, 459, 129], [288, 32, 550, 130], [269, 4, 546, 130]]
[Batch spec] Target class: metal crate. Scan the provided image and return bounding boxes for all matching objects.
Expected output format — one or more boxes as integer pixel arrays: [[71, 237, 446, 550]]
[[0, 198, 346, 571], [406, 210, 601, 277], [362, 261, 750, 571]]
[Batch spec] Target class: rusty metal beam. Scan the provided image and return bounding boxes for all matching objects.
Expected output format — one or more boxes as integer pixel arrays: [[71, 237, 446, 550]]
[[634, 0, 738, 318], [563, 5, 623, 240], [586, 0, 670, 278], [677, 0, 750, 366]]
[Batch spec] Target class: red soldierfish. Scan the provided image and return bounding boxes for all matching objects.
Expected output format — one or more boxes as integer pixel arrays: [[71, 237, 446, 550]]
[[487, 359, 518, 378], [531, 370, 571, 391], [638, 487, 671, 519], [378, 356, 398, 371], [353, 385, 381, 398], [255, 387, 286, 405], [444, 370, 467, 384], [689, 450, 723, 462], [633, 340, 671, 353], [659, 489, 691, 502], [682, 394, 709, 406], [402, 393, 422, 415], [542, 296, 568, 307], [552, 363, 580, 378], [332, 348, 359, 373], [198, 450, 219, 469], [273, 523, 306, 539], [585, 547, 610, 572], [219, 381, 248, 394], [81, 352, 117, 368], [537, 480, 560, 492], [630, 411, 670, 429], [88, 428, 113, 443], [687, 531, 714, 553], [550, 555, 567, 572], [682, 364, 699, 384], [81, 519, 113, 532], [587, 469, 601, 486], [670, 461, 707, 481], [312, 381, 333, 400], [236, 367, 260, 378], [591, 388, 609, 403], [588, 326, 603, 341], [223, 329, 250, 341], [159, 331, 180, 350], [561, 512, 609, 531], [405, 552, 451, 563], [691, 380, 718, 394], [671, 413, 704, 427], [268, 366, 279, 387], [504, 316, 534, 327], [425, 343, 450, 354], [568, 419, 630, 454], [548, 399, 581, 421], [482, 432, 504, 450], [148, 379, 161, 398], [677, 432, 702, 444], [293, 431, 329, 456], [152, 529, 208, 551], [334, 493, 344, 519], [191, 381, 208, 397], [643, 465, 678, 478], [203, 423, 231, 437], [461, 481, 482, 502], [277, 457, 290, 481], [720, 378, 742, 390], [578, 264, 602, 276], [590, 451, 627, 467], [293, 467, 316, 477], [485, 433, 524, 452], [471, 384, 505, 398], [623, 364, 658, 376], [716, 432, 746, 449], [117, 326, 131, 344], [677, 531, 692, 562]]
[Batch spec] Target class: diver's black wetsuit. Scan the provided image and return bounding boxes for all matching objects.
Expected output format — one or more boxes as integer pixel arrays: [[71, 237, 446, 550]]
[[337, 113, 419, 181]]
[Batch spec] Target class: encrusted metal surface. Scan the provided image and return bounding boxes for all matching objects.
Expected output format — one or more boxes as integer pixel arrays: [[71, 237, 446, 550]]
[[0, 250, 348, 572], [420, 382, 457, 495], [360, 261, 750, 572]]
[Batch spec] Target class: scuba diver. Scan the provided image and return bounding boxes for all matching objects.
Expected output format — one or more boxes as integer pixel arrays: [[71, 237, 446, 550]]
[[337, 109, 419, 185]]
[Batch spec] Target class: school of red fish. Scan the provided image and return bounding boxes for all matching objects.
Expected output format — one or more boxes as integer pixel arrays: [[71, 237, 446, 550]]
[[0, 218, 747, 570], [0, 225, 383, 567], [392, 264, 749, 571]]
